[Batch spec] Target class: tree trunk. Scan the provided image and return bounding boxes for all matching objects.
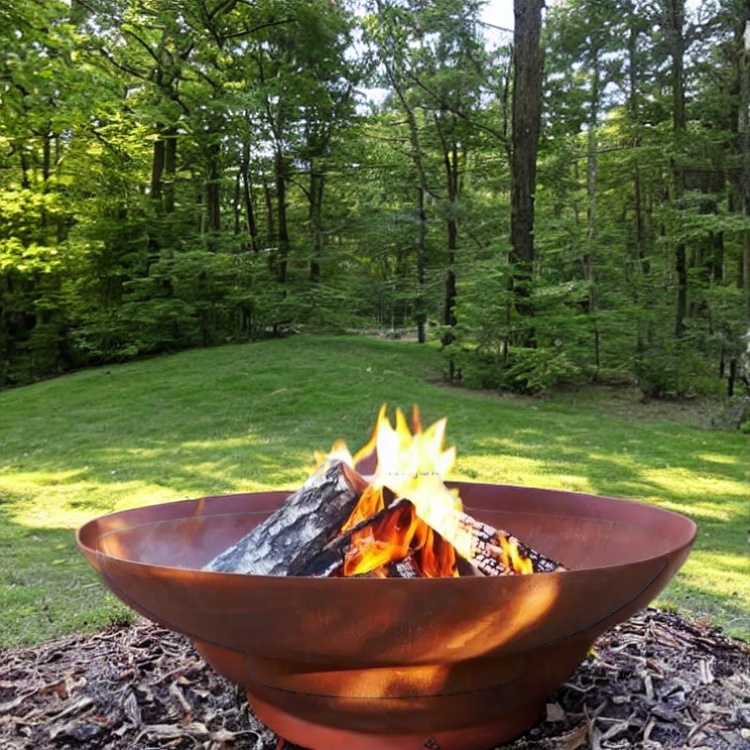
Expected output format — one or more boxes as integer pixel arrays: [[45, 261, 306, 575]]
[[39, 130, 53, 232], [378, 32, 430, 344], [668, 0, 688, 338], [151, 125, 177, 216], [584, 49, 601, 374], [740, 16, 750, 321], [147, 125, 169, 265], [443, 141, 459, 329], [510, 0, 545, 341], [263, 178, 275, 246], [164, 127, 176, 215], [205, 141, 221, 250], [239, 144, 259, 250], [19, 151, 30, 190], [150, 131, 165, 208], [275, 148, 289, 284], [626, 13, 651, 357], [42, 132, 51, 183], [309, 164, 325, 283], [416, 186, 427, 344]]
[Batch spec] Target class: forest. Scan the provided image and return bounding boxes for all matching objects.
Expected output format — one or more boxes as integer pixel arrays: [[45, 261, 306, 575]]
[[1, 0, 749, 408]]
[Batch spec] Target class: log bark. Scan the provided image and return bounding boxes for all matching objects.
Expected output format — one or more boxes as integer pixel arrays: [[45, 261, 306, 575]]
[[403, 485, 566, 575], [456, 556, 483, 577], [456, 513, 567, 576], [203, 461, 367, 576]]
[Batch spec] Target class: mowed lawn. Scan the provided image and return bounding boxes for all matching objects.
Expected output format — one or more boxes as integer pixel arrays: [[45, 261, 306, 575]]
[[0, 335, 747, 647]]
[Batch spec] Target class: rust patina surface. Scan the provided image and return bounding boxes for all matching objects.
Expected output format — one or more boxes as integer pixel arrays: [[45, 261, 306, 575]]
[[77, 483, 696, 750]]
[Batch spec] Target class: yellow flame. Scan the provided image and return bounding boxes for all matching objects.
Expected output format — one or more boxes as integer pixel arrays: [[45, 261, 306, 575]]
[[496, 536, 534, 575], [314, 438, 353, 470], [316, 405, 539, 577], [363, 406, 473, 561], [319, 405, 472, 565], [372, 407, 456, 491]]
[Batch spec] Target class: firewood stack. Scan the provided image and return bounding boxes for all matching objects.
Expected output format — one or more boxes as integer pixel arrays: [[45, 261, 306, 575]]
[[205, 406, 566, 579]]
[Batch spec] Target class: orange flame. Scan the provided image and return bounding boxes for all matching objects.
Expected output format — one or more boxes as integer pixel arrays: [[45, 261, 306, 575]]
[[342, 502, 458, 578], [340, 485, 385, 533]]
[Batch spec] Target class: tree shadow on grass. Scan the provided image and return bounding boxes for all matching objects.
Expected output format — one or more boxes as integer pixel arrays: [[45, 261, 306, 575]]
[[660, 578, 750, 640], [0, 498, 134, 649]]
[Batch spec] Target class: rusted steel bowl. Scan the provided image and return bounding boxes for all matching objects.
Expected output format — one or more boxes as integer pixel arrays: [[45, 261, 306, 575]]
[[77, 483, 696, 750]]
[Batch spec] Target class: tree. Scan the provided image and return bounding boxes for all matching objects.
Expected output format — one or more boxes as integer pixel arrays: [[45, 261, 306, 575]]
[[365, 0, 490, 345], [0, 0, 99, 382], [2, 0, 750, 406], [509, 0, 544, 343]]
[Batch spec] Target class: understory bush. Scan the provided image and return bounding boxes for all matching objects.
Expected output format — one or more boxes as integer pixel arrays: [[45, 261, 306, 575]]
[[634, 338, 714, 399], [450, 344, 583, 395]]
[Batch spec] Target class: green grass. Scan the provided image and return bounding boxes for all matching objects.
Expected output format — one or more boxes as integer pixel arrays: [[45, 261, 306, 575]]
[[0, 335, 748, 647]]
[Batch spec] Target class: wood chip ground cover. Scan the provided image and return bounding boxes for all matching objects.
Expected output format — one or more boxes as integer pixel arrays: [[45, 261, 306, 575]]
[[1, 608, 748, 750]]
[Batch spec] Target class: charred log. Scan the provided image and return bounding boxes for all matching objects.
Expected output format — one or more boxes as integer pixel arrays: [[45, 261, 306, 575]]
[[456, 556, 484, 577], [204, 461, 367, 576], [354, 556, 422, 579], [294, 500, 408, 578], [388, 556, 422, 578], [456, 513, 566, 576], [402, 486, 565, 575]]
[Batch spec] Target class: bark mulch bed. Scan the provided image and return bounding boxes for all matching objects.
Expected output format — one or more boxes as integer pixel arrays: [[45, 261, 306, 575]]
[[1, 608, 748, 750]]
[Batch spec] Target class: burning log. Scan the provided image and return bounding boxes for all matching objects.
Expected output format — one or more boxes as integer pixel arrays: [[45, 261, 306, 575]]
[[387, 556, 422, 578], [456, 556, 484, 577], [297, 498, 471, 579], [456, 512, 567, 576], [294, 500, 409, 578], [295, 494, 566, 579], [203, 461, 367, 576], [391, 481, 566, 576]]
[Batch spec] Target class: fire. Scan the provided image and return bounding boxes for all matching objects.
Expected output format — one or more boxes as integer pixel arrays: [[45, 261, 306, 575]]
[[496, 535, 534, 575], [320, 405, 536, 578], [342, 501, 458, 577]]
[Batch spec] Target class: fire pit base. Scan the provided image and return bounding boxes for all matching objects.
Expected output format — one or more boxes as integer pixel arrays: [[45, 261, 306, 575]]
[[195, 636, 589, 750], [250, 693, 544, 750]]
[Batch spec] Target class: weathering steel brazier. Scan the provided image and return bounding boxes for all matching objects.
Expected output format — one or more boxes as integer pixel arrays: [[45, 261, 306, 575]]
[[77, 482, 696, 750]]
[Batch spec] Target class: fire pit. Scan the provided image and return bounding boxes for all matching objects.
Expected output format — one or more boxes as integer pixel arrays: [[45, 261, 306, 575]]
[[77, 481, 695, 750]]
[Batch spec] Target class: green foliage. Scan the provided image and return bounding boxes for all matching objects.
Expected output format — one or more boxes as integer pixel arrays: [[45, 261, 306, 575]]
[[0, 0, 749, 409], [502, 347, 583, 394], [453, 345, 582, 394], [635, 336, 716, 399]]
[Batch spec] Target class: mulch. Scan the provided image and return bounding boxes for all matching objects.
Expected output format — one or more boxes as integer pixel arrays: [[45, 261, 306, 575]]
[[1, 608, 748, 750]]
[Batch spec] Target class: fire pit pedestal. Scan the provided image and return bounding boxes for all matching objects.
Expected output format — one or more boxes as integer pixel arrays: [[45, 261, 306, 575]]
[[77, 482, 696, 750]]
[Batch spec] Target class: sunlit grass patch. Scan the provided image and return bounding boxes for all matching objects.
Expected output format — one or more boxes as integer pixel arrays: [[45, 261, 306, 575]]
[[641, 467, 747, 502], [695, 452, 743, 466]]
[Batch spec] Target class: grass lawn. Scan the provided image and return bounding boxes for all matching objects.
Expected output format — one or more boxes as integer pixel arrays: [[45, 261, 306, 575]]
[[0, 334, 748, 648]]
